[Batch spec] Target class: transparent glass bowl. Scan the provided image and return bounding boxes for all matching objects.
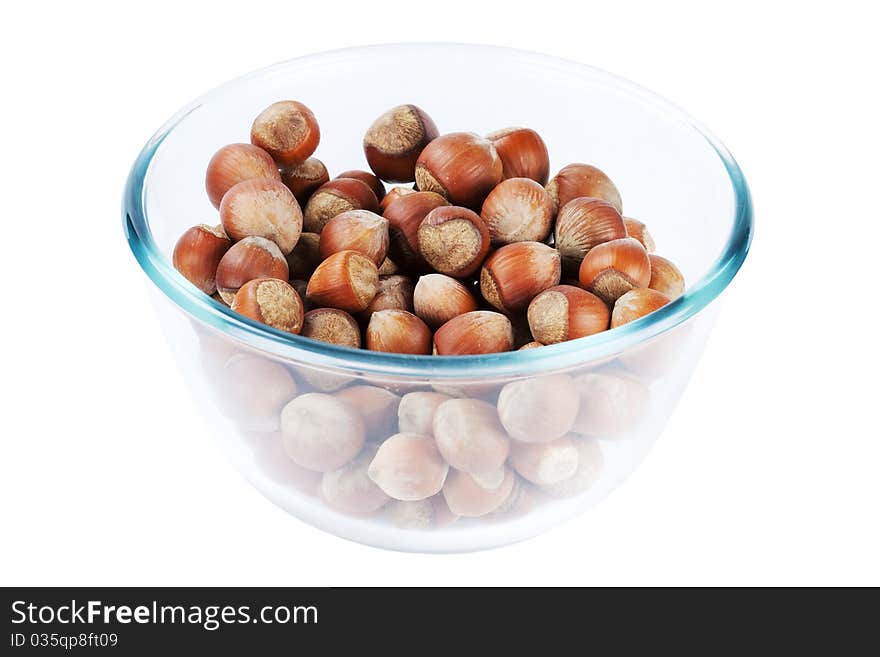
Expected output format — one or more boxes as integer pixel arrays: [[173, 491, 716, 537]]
[[123, 44, 752, 552]]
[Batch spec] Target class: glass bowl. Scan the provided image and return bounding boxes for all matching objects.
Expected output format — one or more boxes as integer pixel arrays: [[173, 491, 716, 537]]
[[123, 44, 752, 552]]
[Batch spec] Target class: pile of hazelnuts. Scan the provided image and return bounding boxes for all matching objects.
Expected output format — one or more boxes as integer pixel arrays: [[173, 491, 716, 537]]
[[173, 100, 685, 355]]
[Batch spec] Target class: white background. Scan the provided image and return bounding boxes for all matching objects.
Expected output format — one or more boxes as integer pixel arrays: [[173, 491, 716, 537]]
[[1, 0, 877, 586]]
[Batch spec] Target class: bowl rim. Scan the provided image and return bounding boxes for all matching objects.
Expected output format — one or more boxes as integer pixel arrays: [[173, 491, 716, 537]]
[[123, 42, 753, 378]]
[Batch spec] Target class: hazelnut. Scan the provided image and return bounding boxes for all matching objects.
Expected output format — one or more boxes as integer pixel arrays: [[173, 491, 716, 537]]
[[527, 285, 609, 344], [172, 224, 231, 295], [611, 288, 671, 328], [285, 232, 321, 280], [618, 323, 693, 381], [205, 143, 281, 209], [366, 309, 433, 355], [578, 237, 651, 306], [377, 257, 400, 276], [359, 274, 415, 322], [623, 217, 655, 253], [545, 163, 622, 213], [571, 372, 650, 438], [335, 169, 386, 202], [489, 475, 540, 520], [280, 157, 329, 207], [480, 242, 561, 313], [231, 277, 304, 334], [432, 311, 514, 355], [554, 197, 627, 275], [250, 100, 320, 166], [648, 254, 685, 299], [413, 274, 478, 328], [469, 466, 507, 490], [318, 210, 389, 265], [383, 191, 449, 271], [306, 250, 379, 313], [219, 177, 303, 254], [509, 435, 579, 485], [215, 236, 288, 304], [442, 467, 515, 518], [397, 391, 453, 436], [385, 495, 458, 530], [433, 398, 510, 475], [519, 341, 544, 350], [497, 374, 580, 442], [300, 307, 361, 348], [540, 437, 603, 498], [303, 178, 380, 233], [334, 385, 401, 439], [321, 444, 390, 514], [380, 186, 417, 212], [415, 132, 503, 210], [485, 127, 550, 185], [216, 354, 296, 432], [480, 178, 555, 245], [368, 433, 449, 501], [363, 104, 439, 183], [281, 393, 366, 472], [417, 205, 490, 278]]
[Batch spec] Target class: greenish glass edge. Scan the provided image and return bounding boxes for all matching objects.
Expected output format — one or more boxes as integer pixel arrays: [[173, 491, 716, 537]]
[[122, 44, 753, 379]]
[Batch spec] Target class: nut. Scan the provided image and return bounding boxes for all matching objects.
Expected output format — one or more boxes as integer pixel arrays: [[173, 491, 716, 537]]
[[300, 308, 361, 348], [382, 191, 449, 271], [417, 205, 490, 277], [648, 254, 685, 298], [335, 169, 386, 202], [545, 163, 622, 213], [359, 274, 414, 322], [497, 374, 580, 442], [318, 210, 389, 265], [519, 341, 544, 350], [321, 444, 390, 514], [571, 372, 650, 438], [216, 354, 296, 432], [219, 177, 303, 254], [306, 250, 379, 313], [540, 437, 603, 498], [432, 310, 514, 355], [172, 224, 231, 295], [281, 393, 366, 472], [526, 285, 609, 344], [412, 274, 477, 328], [578, 237, 651, 306], [366, 309, 433, 355], [611, 287, 671, 328], [215, 236, 288, 304], [554, 197, 627, 275], [231, 277, 304, 334], [480, 178, 555, 245], [485, 127, 550, 185], [623, 217, 655, 253], [303, 178, 380, 233], [250, 100, 320, 166], [285, 232, 322, 280], [415, 132, 503, 210], [385, 495, 458, 530], [509, 435, 579, 485], [480, 241, 561, 313], [442, 467, 515, 517], [368, 433, 449, 501], [433, 398, 510, 475], [377, 257, 399, 276], [380, 186, 417, 212], [205, 143, 281, 208], [363, 104, 439, 183], [334, 385, 401, 439], [280, 157, 329, 207], [250, 433, 322, 495], [397, 392, 453, 436]]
